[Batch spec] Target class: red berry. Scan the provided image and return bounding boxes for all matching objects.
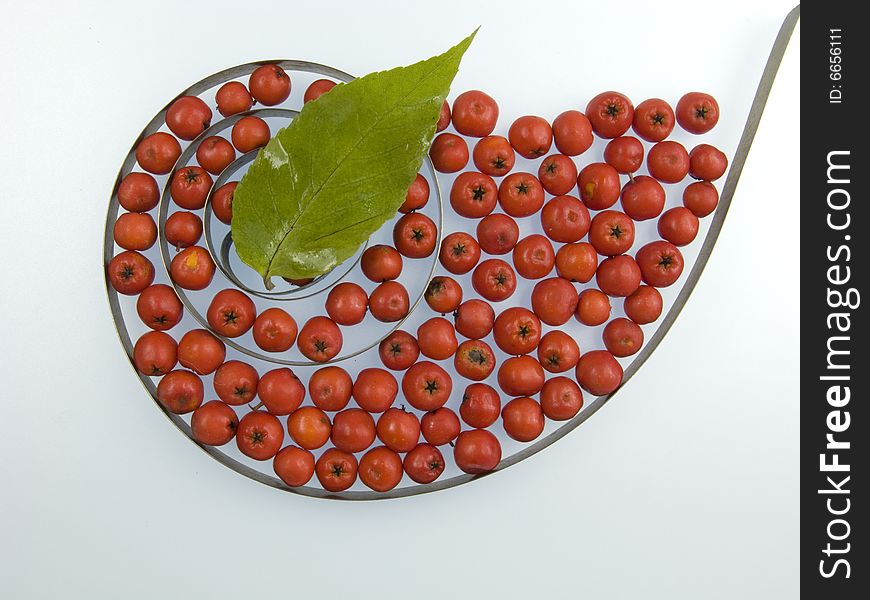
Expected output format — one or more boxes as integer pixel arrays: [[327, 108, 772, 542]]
[[249, 64, 291, 106], [215, 81, 253, 117], [586, 92, 634, 139], [166, 96, 212, 141], [575, 350, 623, 396], [676, 92, 720, 134]]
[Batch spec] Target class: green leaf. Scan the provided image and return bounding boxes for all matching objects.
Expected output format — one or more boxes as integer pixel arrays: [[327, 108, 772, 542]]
[[231, 31, 477, 287]]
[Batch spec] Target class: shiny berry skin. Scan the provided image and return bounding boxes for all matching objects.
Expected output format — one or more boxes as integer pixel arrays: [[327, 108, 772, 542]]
[[331, 408, 376, 454], [177, 329, 226, 376], [285, 406, 328, 454], [623, 285, 663, 325], [404, 443, 445, 484], [498, 172, 545, 218], [376, 408, 421, 453], [632, 98, 675, 142], [658, 207, 700, 246], [586, 91, 634, 139], [135, 132, 181, 175], [191, 400, 239, 446], [231, 116, 270, 153], [530, 277, 579, 326], [689, 144, 728, 181], [472, 258, 517, 302], [497, 355, 545, 397], [451, 90, 499, 137], [315, 448, 358, 492], [207, 289, 257, 338], [308, 366, 353, 411], [624, 285, 664, 325], [273, 446, 316, 487], [493, 306, 541, 355], [425, 276, 463, 314], [459, 383, 501, 428], [541, 195, 591, 243], [117, 172, 159, 212], [215, 81, 253, 117], [575, 350, 623, 396], [368, 281, 410, 322], [620, 175, 665, 221], [297, 316, 343, 362], [604, 136, 644, 174], [540, 377, 584, 421], [538, 154, 578, 196], [647, 141, 690, 184], [164, 211, 203, 249], [476, 213, 519, 255], [555, 242, 598, 283], [170, 166, 213, 210], [596, 255, 642, 297], [304, 79, 337, 103], [439, 232, 480, 275], [589, 210, 635, 256], [603, 317, 644, 357], [288, 406, 332, 442], [213, 360, 259, 405], [508, 115, 553, 159], [113, 212, 157, 251], [352, 368, 398, 413], [249, 64, 291, 106], [512, 234, 555, 279], [359, 446, 404, 492], [636, 241, 684, 287], [400, 173, 429, 213], [453, 429, 502, 474], [416, 317, 459, 361], [454, 299, 495, 340], [156, 370, 204, 414], [236, 411, 284, 461], [166, 96, 212, 141], [537, 330, 580, 373], [501, 397, 545, 442], [472, 135, 515, 177], [450, 171, 498, 218], [108, 250, 154, 295], [552, 110, 594, 156], [137, 284, 183, 331], [429, 132, 469, 173], [401, 361, 452, 411], [361, 244, 403, 282], [683, 181, 719, 217], [286, 405, 330, 446], [325, 282, 368, 326], [577, 162, 620, 211], [436, 101, 451, 132], [393, 212, 437, 258], [676, 92, 720, 134], [421, 407, 461, 446], [378, 330, 420, 371], [196, 136, 236, 175], [169, 245, 215, 291], [133, 331, 177, 376], [212, 181, 237, 225], [252, 307, 298, 352], [575, 289, 612, 326]]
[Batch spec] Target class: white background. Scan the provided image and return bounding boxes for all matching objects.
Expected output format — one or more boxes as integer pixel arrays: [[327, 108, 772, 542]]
[[0, 1, 799, 598]]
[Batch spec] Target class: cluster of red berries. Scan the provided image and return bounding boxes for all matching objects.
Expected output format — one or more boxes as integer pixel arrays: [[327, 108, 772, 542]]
[[108, 61, 727, 494]]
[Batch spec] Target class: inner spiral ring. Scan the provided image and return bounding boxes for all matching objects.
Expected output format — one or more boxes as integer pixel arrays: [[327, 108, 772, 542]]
[[150, 62, 444, 367]]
